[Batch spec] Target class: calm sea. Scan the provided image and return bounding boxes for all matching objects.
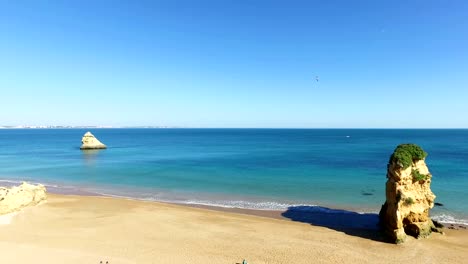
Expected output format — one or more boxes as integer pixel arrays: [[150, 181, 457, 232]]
[[0, 129, 466, 224]]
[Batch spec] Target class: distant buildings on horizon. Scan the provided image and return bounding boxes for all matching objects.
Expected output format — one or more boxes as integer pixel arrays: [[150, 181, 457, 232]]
[[0, 125, 176, 129]]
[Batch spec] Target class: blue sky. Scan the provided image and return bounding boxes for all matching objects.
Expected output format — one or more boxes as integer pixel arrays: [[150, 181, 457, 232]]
[[1, 0, 467, 128]]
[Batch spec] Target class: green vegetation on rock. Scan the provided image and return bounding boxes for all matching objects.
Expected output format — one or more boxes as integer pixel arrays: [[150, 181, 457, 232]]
[[404, 197, 414, 206], [412, 169, 428, 182], [389, 144, 428, 169]]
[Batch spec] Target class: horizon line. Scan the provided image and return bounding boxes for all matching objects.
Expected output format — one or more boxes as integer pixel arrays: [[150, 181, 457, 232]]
[[1, 126, 467, 130]]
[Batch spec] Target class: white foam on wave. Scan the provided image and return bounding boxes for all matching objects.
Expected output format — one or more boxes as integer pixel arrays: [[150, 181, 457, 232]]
[[89, 192, 312, 211], [181, 200, 302, 210], [0, 179, 25, 185], [0, 179, 59, 188], [432, 214, 468, 226], [137, 196, 362, 214]]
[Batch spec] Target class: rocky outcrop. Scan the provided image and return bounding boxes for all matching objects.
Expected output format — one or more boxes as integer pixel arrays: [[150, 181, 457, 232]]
[[80, 131, 107, 149], [0, 182, 47, 215], [379, 144, 442, 243]]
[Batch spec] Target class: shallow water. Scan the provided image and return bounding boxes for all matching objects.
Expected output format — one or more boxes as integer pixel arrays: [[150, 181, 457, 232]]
[[0, 128, 467, 224]]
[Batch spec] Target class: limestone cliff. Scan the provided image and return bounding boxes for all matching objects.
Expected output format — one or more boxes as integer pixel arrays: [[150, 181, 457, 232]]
[[379, 144, 442, 243], [0, 182, 47, 215], [80, 131, 107, 150]]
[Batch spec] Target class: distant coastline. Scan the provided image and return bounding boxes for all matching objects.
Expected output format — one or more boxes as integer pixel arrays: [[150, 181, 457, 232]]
[[0, 125, 177, 129], [1, 126, 467, 129]]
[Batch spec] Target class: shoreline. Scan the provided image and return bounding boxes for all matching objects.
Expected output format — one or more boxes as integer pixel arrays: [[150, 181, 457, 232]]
[[47, 190, 468, 231], [57, 189, 468, 230], [1, 193, 467, 263], [2, 178, 467, 229]]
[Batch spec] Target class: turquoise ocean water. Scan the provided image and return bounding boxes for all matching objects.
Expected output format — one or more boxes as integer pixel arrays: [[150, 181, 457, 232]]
[[0, 129, 466, 224]]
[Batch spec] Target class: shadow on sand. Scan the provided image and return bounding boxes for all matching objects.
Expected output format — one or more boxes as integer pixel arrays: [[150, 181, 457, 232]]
[[281, 206, 387, 243]]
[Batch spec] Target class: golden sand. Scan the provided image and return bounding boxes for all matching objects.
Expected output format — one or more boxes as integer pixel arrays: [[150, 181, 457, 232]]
[[0, 194, 467, 264]]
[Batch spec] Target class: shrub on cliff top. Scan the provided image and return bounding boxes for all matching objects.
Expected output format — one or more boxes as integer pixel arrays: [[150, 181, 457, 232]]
[[389, 144, 428, 169]]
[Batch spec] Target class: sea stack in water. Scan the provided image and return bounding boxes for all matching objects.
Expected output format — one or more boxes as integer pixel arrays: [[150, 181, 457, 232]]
[[379, 144, 442, 243], [80, 131, 107, 150], [0, 182, 47, 215]]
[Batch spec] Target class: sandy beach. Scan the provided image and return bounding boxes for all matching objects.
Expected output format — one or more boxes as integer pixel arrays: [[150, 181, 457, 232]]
[[1, 194, 467, 264], [2, 0, 467, 262]]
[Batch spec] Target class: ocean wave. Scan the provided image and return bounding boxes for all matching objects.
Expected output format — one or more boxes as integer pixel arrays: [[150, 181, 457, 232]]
[[0, 179, 101, 196], [177, 200, 361, 215], [0, 179, 59, 188], [136, 197, 373, 215], [90, 192, 318, 211], [181, 200, 308, 211], [432, 214, 468, 226]]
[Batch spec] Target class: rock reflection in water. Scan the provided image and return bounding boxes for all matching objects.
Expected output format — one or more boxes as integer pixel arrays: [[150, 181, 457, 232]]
[[81, 149, 103, 166]]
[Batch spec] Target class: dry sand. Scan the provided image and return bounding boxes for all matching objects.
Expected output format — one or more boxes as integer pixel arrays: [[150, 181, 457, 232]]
[[1, 194, 467, 264]]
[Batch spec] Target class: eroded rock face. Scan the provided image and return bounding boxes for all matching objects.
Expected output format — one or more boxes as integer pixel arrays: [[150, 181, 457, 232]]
[[379, 144, 441, 243], [80, 131, 107, 149], [0, 182, 47, 215]]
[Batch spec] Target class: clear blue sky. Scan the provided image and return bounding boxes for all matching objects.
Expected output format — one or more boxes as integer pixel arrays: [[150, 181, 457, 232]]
[[1, 0, 467, 128]]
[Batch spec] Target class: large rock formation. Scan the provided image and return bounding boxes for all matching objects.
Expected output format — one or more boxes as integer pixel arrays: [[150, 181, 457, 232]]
[[379, 144, 442, 243], [80, 131, 107, 149], [0, 182, 47, 215]]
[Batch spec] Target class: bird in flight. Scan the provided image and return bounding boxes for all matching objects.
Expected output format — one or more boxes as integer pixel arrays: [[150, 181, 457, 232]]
[[315, 76, 319, 82]]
